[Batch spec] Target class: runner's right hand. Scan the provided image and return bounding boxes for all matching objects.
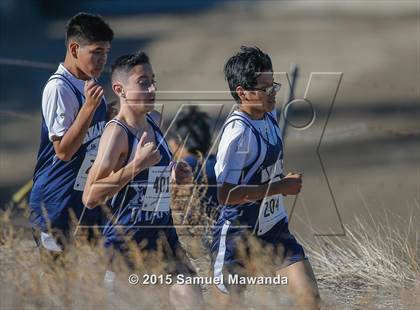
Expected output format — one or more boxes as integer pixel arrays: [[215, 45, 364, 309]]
[[279, 172, 303, 195], [84, 80, 104, 109], [134, 132, 161, 170]]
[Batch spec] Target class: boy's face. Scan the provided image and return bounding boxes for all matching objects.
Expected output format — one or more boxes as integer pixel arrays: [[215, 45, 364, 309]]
[[241, 71, 277, 113], [75, 41, 111, 79], [123, 63, 156, 113]]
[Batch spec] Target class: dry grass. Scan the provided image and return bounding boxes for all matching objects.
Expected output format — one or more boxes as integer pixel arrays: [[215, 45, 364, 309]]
[[301, 204, 420, 309], [0, 208, 177, 309], [1, 187, 419, 309]]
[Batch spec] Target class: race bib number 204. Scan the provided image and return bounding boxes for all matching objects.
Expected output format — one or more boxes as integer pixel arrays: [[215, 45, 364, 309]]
[[257, 193, 287, 236], [257, 161, 287, 236]]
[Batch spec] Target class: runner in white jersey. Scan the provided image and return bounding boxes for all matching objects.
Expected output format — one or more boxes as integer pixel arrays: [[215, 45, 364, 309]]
[[29, 13, 113, 253], [210, 46, 321, 309], [83, 52, 203, 309]]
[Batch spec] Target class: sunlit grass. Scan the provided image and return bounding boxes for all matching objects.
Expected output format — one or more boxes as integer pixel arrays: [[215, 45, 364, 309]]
[[1, 185, 419, 309]]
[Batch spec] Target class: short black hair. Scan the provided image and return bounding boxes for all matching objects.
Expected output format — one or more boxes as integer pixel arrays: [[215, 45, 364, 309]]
[[170, 106, 212, 155], [224, 46, 273, 103], [111, 52, 150, 82], [66, 12, 114, 45]]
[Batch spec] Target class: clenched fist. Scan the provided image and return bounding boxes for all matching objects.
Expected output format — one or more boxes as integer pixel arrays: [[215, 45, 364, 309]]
[[84, 80, 104, 109], [134, 132, 161, 171], [171, 161, 193, 185]]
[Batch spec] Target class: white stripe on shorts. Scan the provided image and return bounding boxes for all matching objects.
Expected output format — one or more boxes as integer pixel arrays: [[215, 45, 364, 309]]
[[213, 220, 231, 294]]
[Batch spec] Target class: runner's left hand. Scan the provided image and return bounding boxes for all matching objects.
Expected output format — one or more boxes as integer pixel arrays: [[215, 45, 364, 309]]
[[171, 161, 193, 185]]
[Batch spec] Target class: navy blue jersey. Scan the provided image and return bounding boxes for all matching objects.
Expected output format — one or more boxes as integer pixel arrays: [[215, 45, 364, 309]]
[[102, 116, 179, 252], [210, 111, 306, 294], [29, 73, 107, 233], [184, 154, 218, 208], [214, 111, 287, 234]]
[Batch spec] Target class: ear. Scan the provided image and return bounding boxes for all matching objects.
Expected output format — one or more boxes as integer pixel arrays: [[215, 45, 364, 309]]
[[68, 41, 80, 59], [235, 85, 247, 102], [112, 82, 125, 98]]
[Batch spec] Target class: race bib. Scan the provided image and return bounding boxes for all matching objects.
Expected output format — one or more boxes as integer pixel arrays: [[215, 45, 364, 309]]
[[257, 161, 287, 236], [141, 166, 171, 212], [257, 194, 287, 236], [74, 138, 99, 191]]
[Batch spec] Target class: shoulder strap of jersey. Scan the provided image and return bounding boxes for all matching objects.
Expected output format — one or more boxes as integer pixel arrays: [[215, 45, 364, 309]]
[[221, 113, 262, 180], [265, 111, 278, 127], [46, 73, 83, 108], [233, 112, 281, 146], [146, 114, 172, 158], [105, 119, 134, 166], [223, 112, 266, 142], [146, 113, 163, 136]]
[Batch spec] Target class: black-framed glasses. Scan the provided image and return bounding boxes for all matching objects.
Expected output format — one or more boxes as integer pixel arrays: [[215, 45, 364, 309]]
[[249, 82, 281, 96]]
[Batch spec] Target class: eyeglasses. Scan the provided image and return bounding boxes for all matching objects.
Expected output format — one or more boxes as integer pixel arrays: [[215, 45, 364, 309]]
[[248, 82, 281, 96]]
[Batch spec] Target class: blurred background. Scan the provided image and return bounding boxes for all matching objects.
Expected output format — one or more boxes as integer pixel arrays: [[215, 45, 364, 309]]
[[0, 0, 419, 240]]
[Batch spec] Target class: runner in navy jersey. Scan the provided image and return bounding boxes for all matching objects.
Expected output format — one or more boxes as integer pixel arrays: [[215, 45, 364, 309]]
[[167, 106, 219, 220], [83, 52, 203, 309], [29, 13, 113, 253], [210, 46, 321, 309]]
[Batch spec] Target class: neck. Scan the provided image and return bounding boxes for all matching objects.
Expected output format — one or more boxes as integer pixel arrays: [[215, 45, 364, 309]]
[[239, 104, 265, 120], [63, 54, 91, 80], [117, 104, 148, 131]]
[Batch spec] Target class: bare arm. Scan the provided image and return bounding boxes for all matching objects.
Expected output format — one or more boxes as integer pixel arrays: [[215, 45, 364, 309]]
[[53, 81, 104, 161], [82, 125, 161, 208], [218, 172, 303, 205]]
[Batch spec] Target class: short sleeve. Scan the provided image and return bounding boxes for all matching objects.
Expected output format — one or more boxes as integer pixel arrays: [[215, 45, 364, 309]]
[[42, 79, 80, 141], [215, 120, 256, 185]]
